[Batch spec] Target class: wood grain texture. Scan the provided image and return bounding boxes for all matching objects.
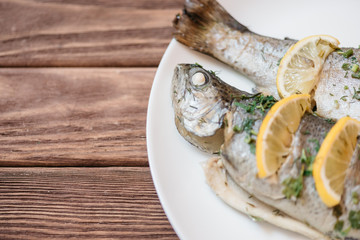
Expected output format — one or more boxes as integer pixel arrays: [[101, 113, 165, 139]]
[[0, 167, 178, 239], [0, 0, 183, 67], [0, 68, 153, 167]]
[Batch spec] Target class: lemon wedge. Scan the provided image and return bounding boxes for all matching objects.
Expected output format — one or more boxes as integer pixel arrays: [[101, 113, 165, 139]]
[[277, 35, 339, 98], [313, 117, 360, 207], [256, 94, 311, 178]]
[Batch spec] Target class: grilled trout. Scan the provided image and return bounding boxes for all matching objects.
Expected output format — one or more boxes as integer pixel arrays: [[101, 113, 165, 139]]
[[173, 0, 360, 121], [171, 63, 360, 239]]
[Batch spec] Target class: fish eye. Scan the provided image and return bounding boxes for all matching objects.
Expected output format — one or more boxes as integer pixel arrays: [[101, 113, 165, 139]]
[[191, 72, 208, 87]]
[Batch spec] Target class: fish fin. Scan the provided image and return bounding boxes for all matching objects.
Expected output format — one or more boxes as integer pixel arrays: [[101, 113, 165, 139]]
[[173, 0, 248, 53]]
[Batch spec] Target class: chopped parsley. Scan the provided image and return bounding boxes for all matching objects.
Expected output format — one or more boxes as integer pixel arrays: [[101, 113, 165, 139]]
[[300, 149, 315, 176], [353, 87, 360, 100], [349, 210, 360, 229], [352, 72, 360, 79], [352, 192, 359, 205], [282, 166, 304, 199], [302, 130, 310, 135], [308, 138, 320, 152], [340, 95, 348, 101], [352, 64, 359, 73], [209, 70, 219, 76], [191, 62, 203, 68], [233, 117, 257, 155], [343, 49, 354, 58], [352, 56, 358, 64], [249, 215, 263, 222], [234, 94, 277, 115], [339, 49, 360, 79], [234, 101, 256, 113], [272, 209, 283, 216], [341, 226, 351, 236], [241, 118, 255, 133], [342, 63, 351, 71], [334, 220, 344, 232], [325, 118, 336, 124], [233, 118, 255, 134], [249, 142, 256, 154]]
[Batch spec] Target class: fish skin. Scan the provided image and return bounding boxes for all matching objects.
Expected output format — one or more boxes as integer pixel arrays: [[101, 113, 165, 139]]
[[173, 0, 360, 121], [171, 63, 360, 239]]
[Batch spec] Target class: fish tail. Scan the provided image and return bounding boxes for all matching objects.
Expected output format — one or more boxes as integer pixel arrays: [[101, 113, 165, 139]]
[[173, 0, 248, 53]]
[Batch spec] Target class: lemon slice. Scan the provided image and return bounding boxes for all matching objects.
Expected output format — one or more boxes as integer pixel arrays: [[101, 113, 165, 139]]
[[313, 117, 360, 207], [256, 94, 311, 178], [277, 35, 339, 98]]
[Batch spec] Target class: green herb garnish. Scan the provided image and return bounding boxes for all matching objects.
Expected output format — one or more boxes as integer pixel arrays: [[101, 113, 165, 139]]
[[325, 118, 336, 124], [352, 64, 360, 73], [352, 72, 360, 79], [342, 63, 351, 71], [341, 226, 351, 236], [340, 95, 348, 101], [282, 166, 304, 199], [352, 192, 359, 205], [300, 149, 315, 176], [192, 62, 203, 68], [249, 142, 256, 154], [309, 138, 320, 152], [209, 70, 219, 76], [353, 87, 360, 100], [234, 94, 277, 114], [352, 56, 358, 63], [343, 49, 354, 58], [241, 118, 255, 133], [232, 117, 257, 154], [349, 210, 360, 229], [344, 85, 349, 90], [272, 209, 283, 216], [334, 220, 344, 232], [233, 125, 242, 133]]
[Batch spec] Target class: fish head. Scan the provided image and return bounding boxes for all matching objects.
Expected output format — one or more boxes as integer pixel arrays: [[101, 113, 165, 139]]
[[171, 63, 231, 153]]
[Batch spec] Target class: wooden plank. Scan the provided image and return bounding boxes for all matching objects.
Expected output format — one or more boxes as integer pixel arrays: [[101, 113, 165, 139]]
[[0, 68, 153, 167], [0, 0, 183, 67], [0, 167, 177, 239]]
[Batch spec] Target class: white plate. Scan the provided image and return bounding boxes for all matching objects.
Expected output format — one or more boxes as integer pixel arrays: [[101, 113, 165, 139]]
[[146, 1, 360, 239]]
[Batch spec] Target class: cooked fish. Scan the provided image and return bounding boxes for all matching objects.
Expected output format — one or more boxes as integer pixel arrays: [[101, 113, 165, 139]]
[[173, 0, 360, 121], [171, 63, 360, 239]]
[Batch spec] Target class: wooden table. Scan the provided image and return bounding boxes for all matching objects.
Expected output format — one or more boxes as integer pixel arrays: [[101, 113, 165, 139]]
[[0, 1, 182, 239]]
